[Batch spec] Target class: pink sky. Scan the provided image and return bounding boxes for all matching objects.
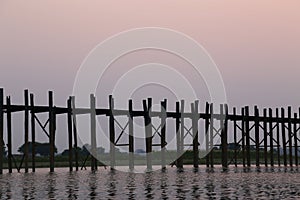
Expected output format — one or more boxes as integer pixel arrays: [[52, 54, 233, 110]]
[[1, 1, 300, 151]]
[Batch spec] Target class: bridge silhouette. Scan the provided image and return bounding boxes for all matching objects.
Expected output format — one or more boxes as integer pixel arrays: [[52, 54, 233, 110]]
[[0, 88, 299, 174]]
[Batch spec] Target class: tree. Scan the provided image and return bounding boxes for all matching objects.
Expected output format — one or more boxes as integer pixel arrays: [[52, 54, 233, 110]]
[[18, 142, 57, 156]]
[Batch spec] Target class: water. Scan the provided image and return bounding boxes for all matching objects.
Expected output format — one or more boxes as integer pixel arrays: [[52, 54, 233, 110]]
[[0, 166, 300, 199]]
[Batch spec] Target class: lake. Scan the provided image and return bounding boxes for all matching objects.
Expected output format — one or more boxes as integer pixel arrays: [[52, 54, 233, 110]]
[[0, 166, 300, 199]]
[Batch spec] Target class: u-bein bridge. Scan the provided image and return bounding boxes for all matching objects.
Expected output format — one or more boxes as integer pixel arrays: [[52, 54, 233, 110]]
[[0, 88, 300, 174]]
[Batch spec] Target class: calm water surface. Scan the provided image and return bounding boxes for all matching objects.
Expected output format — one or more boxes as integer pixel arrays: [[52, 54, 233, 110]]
[[0, 166, 300, 199]]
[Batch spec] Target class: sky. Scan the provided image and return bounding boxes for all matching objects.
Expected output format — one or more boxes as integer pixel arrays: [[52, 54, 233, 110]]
[[1, 1, 300, 153]]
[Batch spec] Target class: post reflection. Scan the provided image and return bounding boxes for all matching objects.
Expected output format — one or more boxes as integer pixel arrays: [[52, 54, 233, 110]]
[[106, 170, 117, 198], [126, 172, 136, 199], [88, 172, 98, 199], [160, 171, 168, 200], [65, 172, 79, 199], [144, 172, 154, 199], [46, 173, 57, 199]]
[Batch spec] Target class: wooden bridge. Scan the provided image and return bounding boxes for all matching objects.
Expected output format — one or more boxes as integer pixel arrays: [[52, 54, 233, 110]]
[[0, 88, 299, 174]]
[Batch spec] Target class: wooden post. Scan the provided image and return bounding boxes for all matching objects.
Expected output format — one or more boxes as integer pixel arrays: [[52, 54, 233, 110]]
[[109, 95, 116, 170], [160, 99, 167, 170], [209, 103, 214, 168], [294, 113, 298, 166], [67, 97, 73, 171], [205, 102, 210, 168], [245, 106, 250, 167], [30, 94, 36, 172], [288, 106, 293, 166], [254, 106, 260, 167], [263, 109, 268, 167], [281, 108, 287, 166], [128, 99, 134, 171], [0, 88, 3, 174], [179, 100, 185, 169], [71, 97, 79, 171], [221, 104, 228, 169], [175, 102, 181, 168], [24, 90, 29, 173], [192, 101, 199, 168], [49, 91, 55, 172], [241, 108, 245, 167], [7, 96, 12, 173], [90, 94, 97, 171], [269, 108, 274, 167], [276, 108, 280, 166], [233, 107, 237, 167], [143, 98, 153, 171]]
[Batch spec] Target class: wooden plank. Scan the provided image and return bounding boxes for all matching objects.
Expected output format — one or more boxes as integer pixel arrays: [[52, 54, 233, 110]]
[[128, 99, 134, 171], [269, 108, 274, 167], [281, 108, 287, 166], [7, 97, 12, 173], [24, 90, 29, 173], [109, 95, 116, 170], [67, 97, 73, 171], [161, 99, 167, 170], [30, 93, 36, 172], [0, 88, 3, 174]]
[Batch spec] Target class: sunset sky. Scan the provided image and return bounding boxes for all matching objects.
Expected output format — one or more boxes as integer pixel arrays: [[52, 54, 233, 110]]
[[1, 1, 300, 152]]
